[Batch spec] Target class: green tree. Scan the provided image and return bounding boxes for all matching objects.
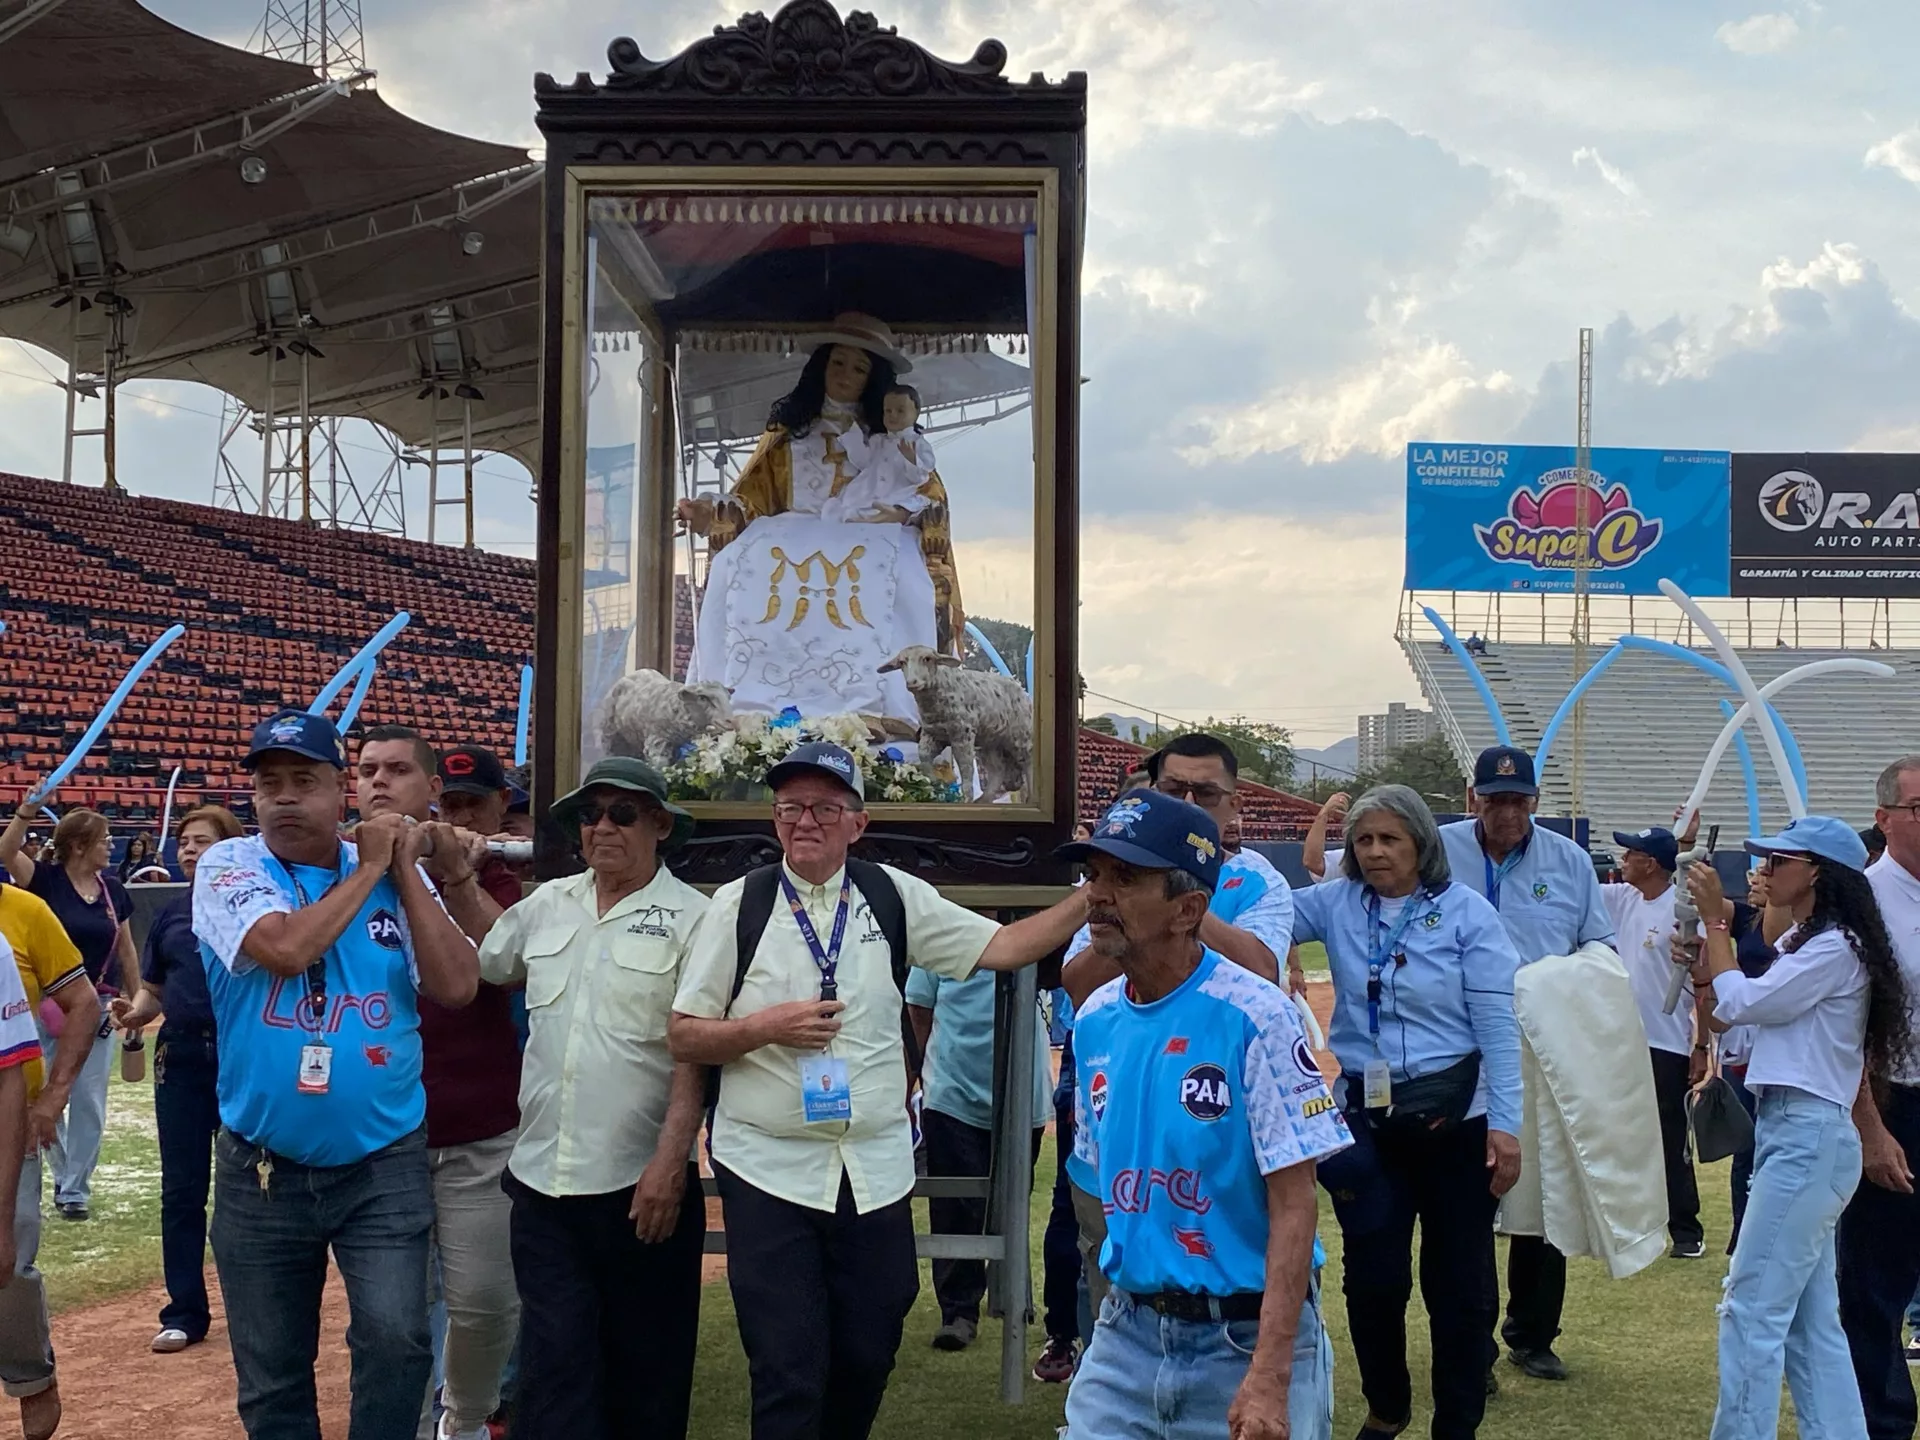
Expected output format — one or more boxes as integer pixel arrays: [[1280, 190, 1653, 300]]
[[962, 616, 1032, 676], [1356, 734, 1467, 810], [1084, 714, 1118, 737]]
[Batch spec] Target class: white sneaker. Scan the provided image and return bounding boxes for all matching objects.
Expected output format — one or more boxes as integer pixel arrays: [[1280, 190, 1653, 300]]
[[435, 1415, 491, 1440], [150, 1327, 192, 1353]]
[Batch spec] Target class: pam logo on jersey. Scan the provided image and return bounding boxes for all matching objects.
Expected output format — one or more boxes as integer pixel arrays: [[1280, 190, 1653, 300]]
[[365, 909, 404, 950], [1180, 1063, 1231, 1120]]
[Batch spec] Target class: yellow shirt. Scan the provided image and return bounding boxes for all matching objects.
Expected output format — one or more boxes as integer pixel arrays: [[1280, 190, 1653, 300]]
[[479, 867, 709, 1197], [0, 886, 86, 1098], [673, 862, 998, 1214]]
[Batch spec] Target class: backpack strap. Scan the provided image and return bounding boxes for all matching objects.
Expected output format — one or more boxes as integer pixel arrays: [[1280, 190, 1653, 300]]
[[845, 858, 923, 1083], [728, 865, 784, 1013]]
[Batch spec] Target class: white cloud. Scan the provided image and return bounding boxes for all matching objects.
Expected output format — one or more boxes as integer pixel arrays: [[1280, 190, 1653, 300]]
[[1715, 12, 1801, 54], [1865, 127, 1920, 187], [1177, 323, 1522, 466], [1572, 146, 1638, 199]]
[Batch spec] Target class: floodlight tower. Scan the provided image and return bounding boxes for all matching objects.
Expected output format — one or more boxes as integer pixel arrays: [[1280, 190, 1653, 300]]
[[210, 0, 408, 536], [260, 0, 368, 79], [1569, 327, 1595, 822]]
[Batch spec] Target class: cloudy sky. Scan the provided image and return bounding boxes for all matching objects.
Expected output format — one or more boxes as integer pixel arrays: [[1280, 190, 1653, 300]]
[[7, 0, 1920, 744]]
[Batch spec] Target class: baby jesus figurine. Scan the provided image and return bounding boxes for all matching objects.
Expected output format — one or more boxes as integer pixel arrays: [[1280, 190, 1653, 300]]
[[819, 383, 938, 525]]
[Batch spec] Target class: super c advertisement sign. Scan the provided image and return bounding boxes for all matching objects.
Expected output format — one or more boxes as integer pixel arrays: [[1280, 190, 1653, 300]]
[[1404, 444, 1732, 596], [1731, 454, 1920, 596]]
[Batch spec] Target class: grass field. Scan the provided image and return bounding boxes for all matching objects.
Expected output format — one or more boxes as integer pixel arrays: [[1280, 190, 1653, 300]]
[[43, 1070, 1783, 1439]]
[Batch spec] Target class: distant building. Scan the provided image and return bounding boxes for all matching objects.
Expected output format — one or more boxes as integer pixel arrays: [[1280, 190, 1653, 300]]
[[1358, 702, 1439, 771]]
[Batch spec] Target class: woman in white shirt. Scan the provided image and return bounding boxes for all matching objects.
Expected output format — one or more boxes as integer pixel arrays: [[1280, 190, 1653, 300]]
[[1685, 815, 1913, 1440]]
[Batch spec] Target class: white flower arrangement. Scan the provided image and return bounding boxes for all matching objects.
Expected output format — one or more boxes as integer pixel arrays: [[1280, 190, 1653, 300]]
[[664, 707, 960, 803]]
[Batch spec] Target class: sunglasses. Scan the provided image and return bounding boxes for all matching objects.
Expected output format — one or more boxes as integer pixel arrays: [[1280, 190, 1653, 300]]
[[1761, 850, 1816, 872], [1155, 778, 1230, 807], [576, 799, 652, 829]]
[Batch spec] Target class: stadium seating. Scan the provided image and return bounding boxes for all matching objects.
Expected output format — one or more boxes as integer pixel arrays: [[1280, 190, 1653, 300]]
[[0, 470, 533, 818], [1404, 636, 1899, 843], [0, 469, 1326, 837]]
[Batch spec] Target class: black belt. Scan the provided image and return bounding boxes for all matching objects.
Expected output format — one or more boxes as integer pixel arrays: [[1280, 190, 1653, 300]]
[[1128, 1289, 1264, 1322]]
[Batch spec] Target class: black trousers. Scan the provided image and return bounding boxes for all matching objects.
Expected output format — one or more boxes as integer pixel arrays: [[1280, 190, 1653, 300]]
[[1501, 1235, 1566, 1354], [714, 1164, 919, 1440], [504, 1165, 703, 1440], [153, 1027, 220, 1341], [1649, 1047, 1704, 1246], [1839, 1082, 1920, 1440], [1042, 1085, 1084, 1344], [922, 1109, 1046, 1327], [1321, 1111, 1498, 1440]]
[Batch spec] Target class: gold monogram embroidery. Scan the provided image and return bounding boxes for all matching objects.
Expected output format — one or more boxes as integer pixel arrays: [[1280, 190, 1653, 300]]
[[764, 546, 871, 631]]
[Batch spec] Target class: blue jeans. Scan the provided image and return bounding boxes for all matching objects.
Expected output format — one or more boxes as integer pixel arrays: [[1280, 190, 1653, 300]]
[[1065, 1279, 1333, 1440], [154, 1028, 220, 1340], [211, 1125, 434, 1440], [46, 993, 113, 1208], [1711, 1087, 1865, 1440]]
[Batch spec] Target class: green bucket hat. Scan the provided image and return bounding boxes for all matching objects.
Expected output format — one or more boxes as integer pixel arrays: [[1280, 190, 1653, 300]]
[[551, 756, 695, 853]]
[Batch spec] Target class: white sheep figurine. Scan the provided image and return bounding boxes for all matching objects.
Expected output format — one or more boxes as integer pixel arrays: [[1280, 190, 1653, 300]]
[[599, 670, 733, 767], [877, 645, 1032, 802]]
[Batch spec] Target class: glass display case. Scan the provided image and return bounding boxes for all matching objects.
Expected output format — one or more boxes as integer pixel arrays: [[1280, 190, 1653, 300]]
[[534, 5, 1085, 890]]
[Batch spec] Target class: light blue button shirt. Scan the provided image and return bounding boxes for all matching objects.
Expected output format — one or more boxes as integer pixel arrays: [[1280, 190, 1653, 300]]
[[905, 967, 1052, 1131], [1438, 819, 1615, 966], [1290, 878, 1525, 1135]]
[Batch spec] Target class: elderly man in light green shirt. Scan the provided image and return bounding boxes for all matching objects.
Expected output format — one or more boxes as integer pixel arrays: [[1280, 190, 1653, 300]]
[[471, 757, 709, 1440]]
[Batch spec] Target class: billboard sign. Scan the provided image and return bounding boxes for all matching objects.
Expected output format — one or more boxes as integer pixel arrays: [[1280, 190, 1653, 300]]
[[1404, 443, 1730, 595], [1731, 453, 1920, 596]]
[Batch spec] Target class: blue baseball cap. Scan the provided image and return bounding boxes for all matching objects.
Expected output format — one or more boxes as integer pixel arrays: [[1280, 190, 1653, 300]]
[[244, 709, 346, 770], [1612, 826, 1679, 872], [1472, 744, 1538, 797], [1744, 815, 1870, 873], [766, 741, 866, 801], [1055, 790, 1222, 892]]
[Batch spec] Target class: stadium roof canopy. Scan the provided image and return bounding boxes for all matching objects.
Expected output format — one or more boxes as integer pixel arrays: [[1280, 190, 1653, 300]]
[[0, 0, 542, 460]]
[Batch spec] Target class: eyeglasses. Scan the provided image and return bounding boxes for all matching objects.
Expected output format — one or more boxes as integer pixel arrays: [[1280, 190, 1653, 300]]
[[1155, 778, 1230, 807], [1761, 851, 1816, 873], [576, 799, 648, 828], [1887, 803, 1920, 824], [773, 800, 851, 825]]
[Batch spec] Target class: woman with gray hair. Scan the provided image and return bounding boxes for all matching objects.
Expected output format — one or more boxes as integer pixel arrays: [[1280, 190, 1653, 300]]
[[1290, 784, 1525, 1440]]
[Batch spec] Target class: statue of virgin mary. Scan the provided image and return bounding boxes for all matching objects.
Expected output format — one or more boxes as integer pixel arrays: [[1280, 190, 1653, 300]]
[[679, 313, 964, 724]]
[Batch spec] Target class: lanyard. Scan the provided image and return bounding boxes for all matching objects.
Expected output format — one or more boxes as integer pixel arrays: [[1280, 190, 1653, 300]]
[[265, 851, 343, 1036], [779, 870, 851, 1002], [1483, 847, 1525, 910], [1365, 890, 1427, 1041]]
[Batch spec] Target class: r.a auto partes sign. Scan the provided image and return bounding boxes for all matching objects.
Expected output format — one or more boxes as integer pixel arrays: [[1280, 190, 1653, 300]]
[[1731, 453, 1920, 596]]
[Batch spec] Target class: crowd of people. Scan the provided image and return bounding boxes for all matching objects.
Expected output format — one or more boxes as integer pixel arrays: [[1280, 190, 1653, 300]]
[[0, 710, 1909, 1440]]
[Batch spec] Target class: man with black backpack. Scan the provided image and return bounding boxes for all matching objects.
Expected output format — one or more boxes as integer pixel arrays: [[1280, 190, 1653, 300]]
[[669, 741, 1089, 1440]]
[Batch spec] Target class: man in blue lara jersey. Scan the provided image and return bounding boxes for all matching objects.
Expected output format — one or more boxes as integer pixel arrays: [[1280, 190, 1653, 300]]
[[1062, 790, 1351, 1440], [192, 709, 480, 1439], [1438, 745, 1614, 1385]]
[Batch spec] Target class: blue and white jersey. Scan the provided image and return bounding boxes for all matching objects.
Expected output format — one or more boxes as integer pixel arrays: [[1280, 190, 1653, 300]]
[[1072, 948, 1349, 1296], [1290, 878, 1524, 1135], [1211, 848, 1295, 963], [194, 834, 429, 1167], [1439, 820, 1614, 966]]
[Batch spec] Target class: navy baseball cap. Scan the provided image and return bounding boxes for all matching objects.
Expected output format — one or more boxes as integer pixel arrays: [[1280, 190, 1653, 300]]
[[766, 741, 866, 801], [1744, 815, 1870, 873], [1056, 790, 1222, 892], [1472, 745, 1538, 797], [1613, 826, 1679, 872], [245, 709, 346, 770]]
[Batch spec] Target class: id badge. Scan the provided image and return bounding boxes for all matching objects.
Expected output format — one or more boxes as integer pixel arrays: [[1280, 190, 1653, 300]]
[[297, 1043, 333, 1096], [1363, 1057, 1392, 1110], [800, 1056, 852, 1125]]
